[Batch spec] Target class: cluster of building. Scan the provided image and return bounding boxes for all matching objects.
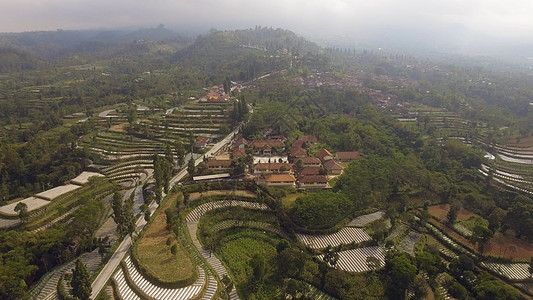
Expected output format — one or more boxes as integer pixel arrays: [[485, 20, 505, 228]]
[[204, 133, 361, 189], [198, 85, 229, 103]]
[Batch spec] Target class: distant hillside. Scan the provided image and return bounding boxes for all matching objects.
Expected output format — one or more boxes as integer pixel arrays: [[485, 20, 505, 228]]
[[0, 25, 191, 60], [0, 47, 44, 72], [173, 27, 322, 81]]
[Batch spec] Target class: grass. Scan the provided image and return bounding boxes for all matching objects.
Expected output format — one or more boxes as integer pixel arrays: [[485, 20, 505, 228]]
[[456, 216, 489, 231], [135, 193, 197, 284], [281, 193, 301, 208]]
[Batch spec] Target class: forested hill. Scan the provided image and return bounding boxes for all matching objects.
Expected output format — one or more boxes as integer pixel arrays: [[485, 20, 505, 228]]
[[0, 25, 191, 61], [0, 48, 45, 72], [173, 27, 322, 81]]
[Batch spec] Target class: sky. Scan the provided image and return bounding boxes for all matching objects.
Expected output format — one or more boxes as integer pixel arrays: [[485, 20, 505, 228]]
[[2, 0, 533, 54]]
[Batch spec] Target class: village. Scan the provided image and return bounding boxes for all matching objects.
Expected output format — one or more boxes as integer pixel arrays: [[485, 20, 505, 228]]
[[194, 128, 361, 189]]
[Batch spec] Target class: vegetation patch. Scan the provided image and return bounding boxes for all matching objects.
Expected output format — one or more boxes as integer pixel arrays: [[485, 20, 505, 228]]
[[134, 193, 197, 287], [217, 228, 284, 299], [289, 190, 352, 230]]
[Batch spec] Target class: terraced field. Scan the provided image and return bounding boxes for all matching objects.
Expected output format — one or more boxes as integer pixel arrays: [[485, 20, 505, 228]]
[[84, 101, 235, 187], [348, 211, 385, 227], [319, 246, 386, 273], [481, 262, 533, 281], [296, 227, 372, 249], [120, 255, 206, 299]]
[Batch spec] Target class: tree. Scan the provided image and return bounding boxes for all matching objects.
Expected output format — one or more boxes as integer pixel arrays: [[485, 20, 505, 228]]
[[446, 201, 461, 226], [187, 157, 195, 178], [248, 254, 267, 290], [71, 259, 91, 300], [165, 208, 176, 229], [111, 192, 123, 231], [175, 140, 186, 167], [165, 143, 174, 169], [413, 277, 428, 300], [366, 256, 382, 271], [470, 225, 493, 253], [448, 281, 468, 299], [121, 198, 135, 238], [14, 202, 28, 222], [276, 240, 290, 254], [387, 252, 417, 299], [323, 245, 340, 267], [277, 248, 306, 278], [183, 190, 190, 206], [221, 274, 234, 296]]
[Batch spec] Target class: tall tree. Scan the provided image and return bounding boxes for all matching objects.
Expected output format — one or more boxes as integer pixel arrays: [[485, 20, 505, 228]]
[[111, 192, 123, 233], [71, 259, 91, 300], [153, 155, 163, 202], [446, 201, 461, 226], [187, 157, 195, 178], [122, 198, 136, 238]]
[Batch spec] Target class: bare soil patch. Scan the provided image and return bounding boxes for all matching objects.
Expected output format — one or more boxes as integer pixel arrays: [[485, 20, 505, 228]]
[[109, 123, 128, 133], [428, 204, 478, 222], [483, 232, 533, 260]]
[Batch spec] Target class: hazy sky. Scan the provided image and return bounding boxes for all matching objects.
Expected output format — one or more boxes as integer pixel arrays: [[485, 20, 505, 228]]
[[2, 0, 533, 51]]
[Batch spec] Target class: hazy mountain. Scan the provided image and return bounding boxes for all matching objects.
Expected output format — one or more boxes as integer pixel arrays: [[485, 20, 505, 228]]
[[0, 25, 191, 60]]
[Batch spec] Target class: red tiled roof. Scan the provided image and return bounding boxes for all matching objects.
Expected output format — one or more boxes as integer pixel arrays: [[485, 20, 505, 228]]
[[292, 140, 304, 148], [234, 137, 248, 146], [336, 151, 361, 160], [290, 146, 307, 156], [299, 135, 318, 143], [300, 157, 321, 164], [298, 167, 322, 176], [193, 136, 210, 148], [292, 135, 318, 148], [232, 148, 247, 157], [324, 159, 343, 170], [318, 149, 334, 161], [299, 175, 328, 184], [264, 174, 296, 182]]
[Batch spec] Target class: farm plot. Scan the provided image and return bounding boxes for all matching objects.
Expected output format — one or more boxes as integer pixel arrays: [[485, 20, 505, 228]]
[[348, 211, 385, 227], [35, 184, 82, 201], [399, 231, 423, 256], [428, 204, 478, 223], [296, 228, 372, 249], [480, 262, 532, 281], [0, 197, 50, 216], [319, 246, 386, 272], [122, 255, 205, 300], [113, 268, 142, 300], [186, 200, 270, 223]]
